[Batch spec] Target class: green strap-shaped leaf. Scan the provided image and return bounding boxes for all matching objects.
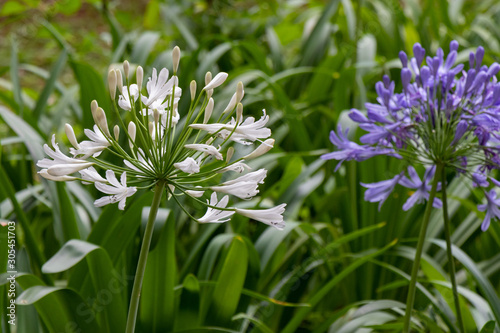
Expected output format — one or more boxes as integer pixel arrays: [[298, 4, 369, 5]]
[[42, 239, 126, 332], [70, 61, 111, 129], [431, 239, 500, 326], [0, 272, 100, 332], [480, 321, 496, 333], [175, 274, 201, 330], [139, 209, 176, 332], [281, 240, 397, 333], [32, 50, 68, 121], [204, 236, 248, 327]]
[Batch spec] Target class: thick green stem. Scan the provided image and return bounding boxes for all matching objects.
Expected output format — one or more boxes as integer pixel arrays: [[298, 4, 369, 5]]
[[441, 166, 465, 333], [403, 163, 443, 333], [125, 181, 165, 333]]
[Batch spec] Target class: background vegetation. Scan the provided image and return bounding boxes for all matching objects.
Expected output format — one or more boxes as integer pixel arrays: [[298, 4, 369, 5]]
[[1, 0, 500, 331]]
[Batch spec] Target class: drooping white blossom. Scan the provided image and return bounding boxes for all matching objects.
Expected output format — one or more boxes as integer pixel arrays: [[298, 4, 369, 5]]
[[184, 144, 223, 160], [37, 135, 94, 178], [94, 170, 137, 210], [174, 157, 200, 174], [236, 204, 286, 230], [197, 193, 234, 223]]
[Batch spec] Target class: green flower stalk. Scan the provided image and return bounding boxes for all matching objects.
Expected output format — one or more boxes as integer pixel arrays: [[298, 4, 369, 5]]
[[37, 46, 286, 332]]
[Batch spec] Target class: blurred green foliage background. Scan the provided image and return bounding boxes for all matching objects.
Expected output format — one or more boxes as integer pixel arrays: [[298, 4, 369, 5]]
[[1, 0, 500, 332]]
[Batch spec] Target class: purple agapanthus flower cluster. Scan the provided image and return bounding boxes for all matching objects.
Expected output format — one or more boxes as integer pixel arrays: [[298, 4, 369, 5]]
[[322, 41, 500, 231]]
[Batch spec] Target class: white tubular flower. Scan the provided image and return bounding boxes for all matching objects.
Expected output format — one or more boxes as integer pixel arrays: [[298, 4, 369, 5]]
[[94, 170, 137, 210], [244, 139, 275, 159], [37, 135, 95, 176], [186, 188, 205, 197], [118, 84, 139, 111], [197, 193, 234, 223], [217, 161, 251, 173], [38, 169, 77, 182], [236, 204, 286, 230], [70, 125, 110, 159], [79, 166, 107, 185], [142, 68, 179, 106], [190, 110, 271, 144], [203, 72, 228, 90], [47, 162, 95, 177], [223, 169, 266, 185], [210, 181, 259, 200], [174, 157, 200, 174], [184, 144, 223, 160]]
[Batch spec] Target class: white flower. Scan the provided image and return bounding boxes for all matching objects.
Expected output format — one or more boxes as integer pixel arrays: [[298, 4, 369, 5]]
[[174, 157, 200, 174], [210, 181, 259, 199], [244, 139, 274, 159], [186, 189, 205, 197], [38, 169, 76, 182], [236, 204, 286, 230], [70, 125, 110, 159], [189, 110, 271, 144], [37, 135, 94, 177], [141, 68, 179, 106], [222, 169, 267, 185], [184, 144, 223, 160], [118, 84, 139, 111], [197, 192, 234, 223], [79, 166, 107, 184], [94, 170, 137, 210], [217, 161, 251, 173], [203, 72, 228, 90]]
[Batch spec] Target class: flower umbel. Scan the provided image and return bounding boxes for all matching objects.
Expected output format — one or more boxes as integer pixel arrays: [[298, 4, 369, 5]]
[[37, 47, 286, 228], [323, 41, 500, 231]]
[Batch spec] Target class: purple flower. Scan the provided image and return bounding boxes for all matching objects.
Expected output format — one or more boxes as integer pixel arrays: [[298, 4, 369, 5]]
[[478, 190, 500, 231], [398, 166, 442, 211], [324, 41, 500, 228], [321, 125, 393, 171], [361, 172, 403, 210]]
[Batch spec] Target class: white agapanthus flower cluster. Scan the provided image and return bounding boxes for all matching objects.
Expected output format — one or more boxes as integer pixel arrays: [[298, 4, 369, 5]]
[[37, 46, 285, 229]]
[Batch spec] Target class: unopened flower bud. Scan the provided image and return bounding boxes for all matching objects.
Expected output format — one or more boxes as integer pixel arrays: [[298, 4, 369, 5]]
[[236, 103, 243, 123], [172, 46, 180, 73], [226, 147, 234, 162], [108, 70, 117, 100], [206, 89, 213, 99], [244, 139, 274, 159], [149, 122, 155, 137], [190, 80, 196, 101], [205, 72, 212, 86], [123, 60, 130, 79], [236, 81, 244, 102], [153, 108, 160, 124], [128, 121, 136, 150], [206, 137, 214, 145], [96, 107, 111, 137], [203, 72, 228, 90], [114, 125, 120, 141], [136, 66, 143, 89], [116, 69, 123, 93], [91, 100, 99, 123], [204, 98, 214, 124], [65, 123, 79, 149]]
